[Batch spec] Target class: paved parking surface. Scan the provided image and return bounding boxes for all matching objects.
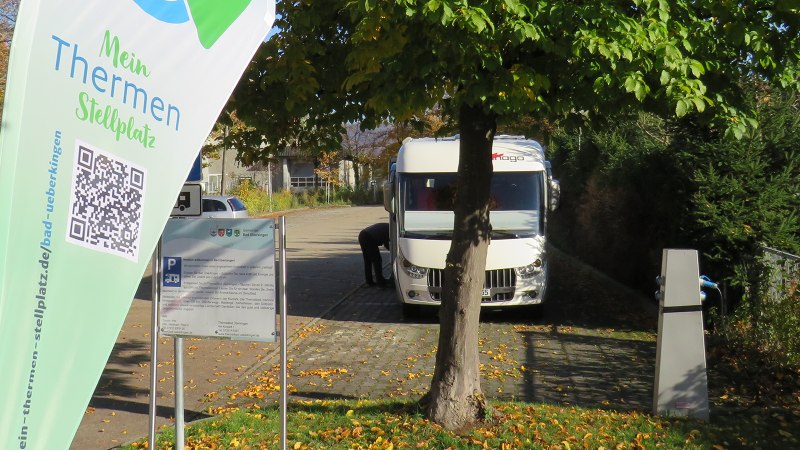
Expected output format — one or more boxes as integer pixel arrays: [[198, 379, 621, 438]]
[[71, 206, 658, 449], [215, 278, 655, 415]]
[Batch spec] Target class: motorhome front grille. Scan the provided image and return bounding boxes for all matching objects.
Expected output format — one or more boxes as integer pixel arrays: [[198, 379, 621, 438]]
[[427, 268, 516, 303]]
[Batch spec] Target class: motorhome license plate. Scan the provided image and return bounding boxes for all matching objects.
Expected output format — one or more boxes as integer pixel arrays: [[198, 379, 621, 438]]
[[481, 288, 490, 297]]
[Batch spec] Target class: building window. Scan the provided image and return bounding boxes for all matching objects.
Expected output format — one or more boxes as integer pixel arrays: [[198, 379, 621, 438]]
[[290, 176, 329, 188], [208, 174, 221, 194]]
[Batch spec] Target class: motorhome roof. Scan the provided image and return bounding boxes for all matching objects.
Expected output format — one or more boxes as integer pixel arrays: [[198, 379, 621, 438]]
[[398, 136, 546, 173]]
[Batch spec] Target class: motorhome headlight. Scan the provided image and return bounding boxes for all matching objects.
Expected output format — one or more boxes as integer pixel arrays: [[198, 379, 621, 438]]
[[401, 257, 428, 279], [515, 259, 543, 279]]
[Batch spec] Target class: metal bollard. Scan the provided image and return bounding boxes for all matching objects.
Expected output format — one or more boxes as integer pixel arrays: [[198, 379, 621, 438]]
[[653, 249, 710, 420]]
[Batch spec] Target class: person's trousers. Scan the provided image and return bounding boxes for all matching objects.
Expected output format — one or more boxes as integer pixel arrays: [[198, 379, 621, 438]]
[[358, 233, 386, 285]]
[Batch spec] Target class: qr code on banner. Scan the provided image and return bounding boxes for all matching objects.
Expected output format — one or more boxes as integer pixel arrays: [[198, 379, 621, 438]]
[[66, 142, 146, 261]]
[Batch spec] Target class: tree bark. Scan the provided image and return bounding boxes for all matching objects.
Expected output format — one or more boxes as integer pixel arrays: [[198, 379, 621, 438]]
[[424, 103, 496, 431], [353, 159, 361, 189]]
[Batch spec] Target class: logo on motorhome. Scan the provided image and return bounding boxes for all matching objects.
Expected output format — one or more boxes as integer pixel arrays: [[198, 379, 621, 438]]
[[492, 153, 525, 162]]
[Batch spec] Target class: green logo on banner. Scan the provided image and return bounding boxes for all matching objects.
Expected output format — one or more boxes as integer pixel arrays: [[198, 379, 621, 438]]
[[133, 0, 252, 48]]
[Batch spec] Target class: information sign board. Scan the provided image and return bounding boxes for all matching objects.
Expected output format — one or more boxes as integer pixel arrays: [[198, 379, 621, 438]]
[[160, 218, 276, 341]]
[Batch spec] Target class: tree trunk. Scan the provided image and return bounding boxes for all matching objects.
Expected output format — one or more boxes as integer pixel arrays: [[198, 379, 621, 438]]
[[353, 159, 361, 189], [424, 103, 496, 431]]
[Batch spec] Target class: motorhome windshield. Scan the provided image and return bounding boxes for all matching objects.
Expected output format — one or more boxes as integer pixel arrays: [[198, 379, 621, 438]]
[[399, 172, 544, 239]]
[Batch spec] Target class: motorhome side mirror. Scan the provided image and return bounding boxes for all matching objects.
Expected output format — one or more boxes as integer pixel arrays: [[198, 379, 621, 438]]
[[383, 180, 394, 213], [549, 179, 561, 211]]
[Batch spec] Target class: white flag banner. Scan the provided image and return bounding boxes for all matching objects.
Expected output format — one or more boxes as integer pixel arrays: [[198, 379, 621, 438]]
[[0, 1, 275, 448]]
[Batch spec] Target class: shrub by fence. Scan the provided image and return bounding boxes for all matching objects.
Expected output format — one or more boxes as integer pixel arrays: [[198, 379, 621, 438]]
[[716, 247, 800, 367], [229, 179, 383, 216]]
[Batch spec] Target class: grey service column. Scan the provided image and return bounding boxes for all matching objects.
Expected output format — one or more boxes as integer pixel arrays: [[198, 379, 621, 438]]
[[653, 249, 710, 420]]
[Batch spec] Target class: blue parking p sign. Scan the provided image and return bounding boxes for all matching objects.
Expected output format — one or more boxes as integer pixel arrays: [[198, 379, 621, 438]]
[[163, 257, 182, 287]]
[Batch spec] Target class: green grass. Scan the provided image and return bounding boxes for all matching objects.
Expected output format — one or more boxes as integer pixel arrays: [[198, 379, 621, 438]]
[[123, 398, 794, 449]]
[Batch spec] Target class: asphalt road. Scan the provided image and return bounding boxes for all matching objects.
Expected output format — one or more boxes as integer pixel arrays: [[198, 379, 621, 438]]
[[70, 205, 391, 450]]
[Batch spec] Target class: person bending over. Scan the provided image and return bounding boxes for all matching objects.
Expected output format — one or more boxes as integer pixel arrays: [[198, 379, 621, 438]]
[[358, 222, 390, 286]]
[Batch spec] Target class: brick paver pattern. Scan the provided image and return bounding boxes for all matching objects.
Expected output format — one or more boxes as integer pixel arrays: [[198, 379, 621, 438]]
[[215, 285, 655, 413]]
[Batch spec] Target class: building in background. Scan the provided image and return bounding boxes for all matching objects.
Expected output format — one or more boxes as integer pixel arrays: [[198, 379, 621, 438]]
[[202, 146, 361, 195]]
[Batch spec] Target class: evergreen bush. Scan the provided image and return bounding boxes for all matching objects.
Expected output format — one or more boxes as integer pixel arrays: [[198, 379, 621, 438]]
[[549, 87, 800, 364]]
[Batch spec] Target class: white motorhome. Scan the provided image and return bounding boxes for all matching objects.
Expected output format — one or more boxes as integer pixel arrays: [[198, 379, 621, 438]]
[[384, 135, 560, 315]]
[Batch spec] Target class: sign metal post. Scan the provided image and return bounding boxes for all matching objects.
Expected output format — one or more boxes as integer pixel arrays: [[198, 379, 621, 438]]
[[279, 215, 288, 450], [175, 336, 185, 449], [148, 242, 161, 449]]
